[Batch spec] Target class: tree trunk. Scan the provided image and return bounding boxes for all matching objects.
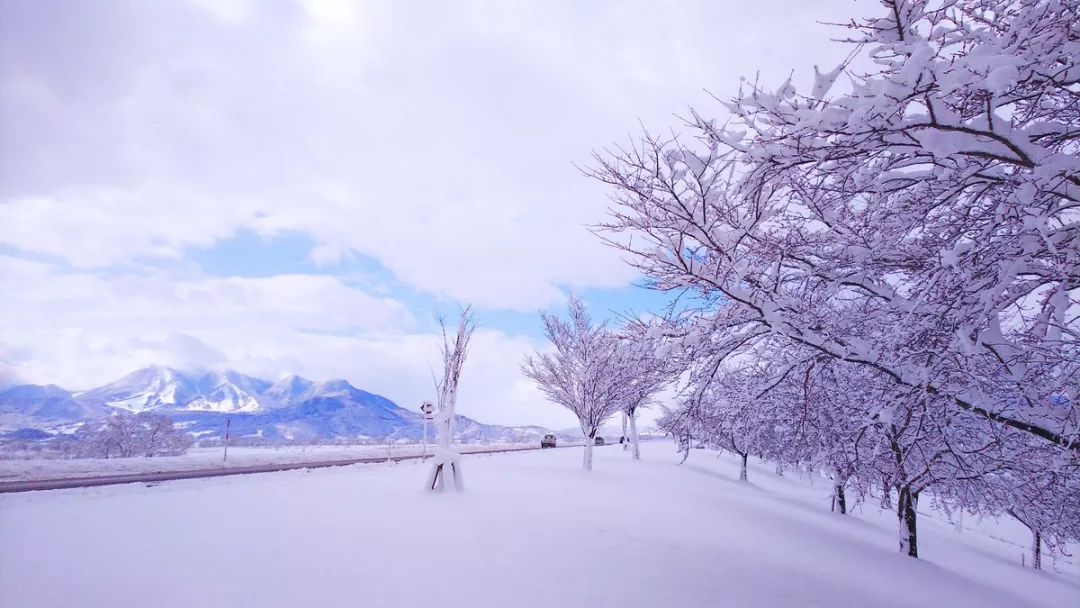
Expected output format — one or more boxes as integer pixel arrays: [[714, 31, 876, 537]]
[[739, 453, 748, 482], [621, 412, 629, 452], [897, 487, 919, 558], [583, 433, 594, 470], [833, 470, 847, 514], [424, 309, 474, 493], [880, 479, 892, 510], [629, 409, 641, 461], [1032, 530, 1042, 570], [1008, 511, 1041, 570], [775, 461, 784, 476], [678, 429, 690, 464], [426, 400, 464, 492]]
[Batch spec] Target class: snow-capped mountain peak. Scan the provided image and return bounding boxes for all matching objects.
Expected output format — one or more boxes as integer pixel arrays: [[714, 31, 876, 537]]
[[74, 367, 275, 414], [266, 374, 316, 406], [77, 366, 195, 413], [186, 370, 271, 413], [184, 383, 261, 413], [73, 367, 376, 414], [1, 368, 554, 444], [311, 379, 356, 397]]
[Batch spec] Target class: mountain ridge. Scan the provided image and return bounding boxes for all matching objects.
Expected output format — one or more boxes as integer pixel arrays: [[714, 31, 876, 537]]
[[0, 367, 552, 443]]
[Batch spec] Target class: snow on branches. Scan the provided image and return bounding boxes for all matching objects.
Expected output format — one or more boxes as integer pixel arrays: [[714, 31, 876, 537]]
[[591, 0, 1079, 561], [426, 307, 477, 493], [74, 413, 193, 459], [523, 296, 670, 469], [589, 0, 1079, 451]]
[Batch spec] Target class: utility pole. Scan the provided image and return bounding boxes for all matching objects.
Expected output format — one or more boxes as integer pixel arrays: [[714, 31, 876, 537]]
[[223, 418, 231, 465]]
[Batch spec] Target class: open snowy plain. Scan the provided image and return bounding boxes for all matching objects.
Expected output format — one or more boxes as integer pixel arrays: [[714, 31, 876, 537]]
[[0, 443, 545, 482], [1, 444, 1076, 608]]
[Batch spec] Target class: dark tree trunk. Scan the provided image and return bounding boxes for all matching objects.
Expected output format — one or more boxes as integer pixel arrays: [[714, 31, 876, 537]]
[[679, 429, 691, 464], [1008, 510, 1042, 570], [739, 453, 748, 482], [897, 487, 919, 558], [834, 483, 847, 514], [880, 479, 892, 509]]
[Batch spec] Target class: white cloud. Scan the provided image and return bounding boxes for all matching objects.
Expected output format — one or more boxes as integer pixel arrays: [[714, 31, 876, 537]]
[[0, 0, 860, 427], [0, 0, 855, 309], [0, 189, 261, 267], [185, 0, 255, 25], [0, 257, 577, 427], [298, 0, 366, 40]]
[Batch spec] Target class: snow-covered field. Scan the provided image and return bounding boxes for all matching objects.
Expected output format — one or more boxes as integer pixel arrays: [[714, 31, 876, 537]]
[[1, 445, 1076, 608], [0, 443, 550, 481]]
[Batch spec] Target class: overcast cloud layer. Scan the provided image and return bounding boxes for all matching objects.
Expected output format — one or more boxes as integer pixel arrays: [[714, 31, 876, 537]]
[[1, 0, 858, 428]]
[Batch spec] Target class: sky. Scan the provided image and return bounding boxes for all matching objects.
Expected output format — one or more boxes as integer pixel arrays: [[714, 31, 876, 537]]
[[0, 0, 861, 429]]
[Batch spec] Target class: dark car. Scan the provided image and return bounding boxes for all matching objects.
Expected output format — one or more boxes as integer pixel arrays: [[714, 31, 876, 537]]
[[594, 436, 605, 446], [541, 433, 557, 448]]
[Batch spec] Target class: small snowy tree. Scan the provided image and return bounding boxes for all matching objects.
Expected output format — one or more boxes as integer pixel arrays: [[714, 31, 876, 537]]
[[613, 324, 674, 461], [523, 296, 629, 470], [425, 307, 477, 493], [73, 413, 192, 459], [943, 432, 1080, 570], [138, 413, 193, 457], [656, 404, 694, 463]]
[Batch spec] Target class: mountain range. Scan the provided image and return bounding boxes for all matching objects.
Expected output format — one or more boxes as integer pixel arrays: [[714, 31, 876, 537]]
[[0, 366, 552, 443]]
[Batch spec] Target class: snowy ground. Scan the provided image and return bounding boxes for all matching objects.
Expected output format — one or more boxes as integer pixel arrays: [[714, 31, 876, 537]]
[[1, 445, 1076, 608], [0, 443, 552, 481]]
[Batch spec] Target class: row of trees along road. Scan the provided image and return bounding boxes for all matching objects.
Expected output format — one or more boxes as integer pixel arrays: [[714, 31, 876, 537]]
[[522, 296, 672, 470], [72, 413, 194, 459], [523, 0, 1079, 566]]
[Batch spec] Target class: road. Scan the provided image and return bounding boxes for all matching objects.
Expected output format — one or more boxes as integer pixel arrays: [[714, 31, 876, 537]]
[[0, 443, 580, 494]]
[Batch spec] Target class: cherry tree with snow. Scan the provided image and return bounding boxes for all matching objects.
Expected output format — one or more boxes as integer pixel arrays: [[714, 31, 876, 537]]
[[589, 0, 1079, 559], [522, 296, 631, 470], [588, 0, 1079, 453]]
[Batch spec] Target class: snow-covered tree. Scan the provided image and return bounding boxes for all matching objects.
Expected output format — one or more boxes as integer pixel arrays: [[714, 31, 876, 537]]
[[938, 430, 1080, 570], [425, 307, 477, 493], [1002, 468, 1080, 570], [612, 324, 674, 461], [138, 413, 194, 457], [74, 413, 192, 459], [699, 386, 759, 482], [656, 404, 694, 464], [589, 0, 1079, 454], [588, 0, 1079, 560], [523, 296, 630, 470]]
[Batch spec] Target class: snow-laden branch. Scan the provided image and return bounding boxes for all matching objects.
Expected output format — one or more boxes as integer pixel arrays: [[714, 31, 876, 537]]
[[588, 0, 1079, 451]]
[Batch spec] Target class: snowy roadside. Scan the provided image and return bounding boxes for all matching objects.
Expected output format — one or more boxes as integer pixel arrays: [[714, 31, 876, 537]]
[[0, 442, 564, 482], [1, 444, 1076, 608]]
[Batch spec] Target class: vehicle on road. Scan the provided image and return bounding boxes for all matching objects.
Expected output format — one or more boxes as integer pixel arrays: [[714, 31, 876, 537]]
[[541, 434, 557, 448], [594, 436, 605, 446]]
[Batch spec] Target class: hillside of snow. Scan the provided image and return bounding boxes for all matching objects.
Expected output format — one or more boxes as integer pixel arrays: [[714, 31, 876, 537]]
[[1, 445, 1074, 608]]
